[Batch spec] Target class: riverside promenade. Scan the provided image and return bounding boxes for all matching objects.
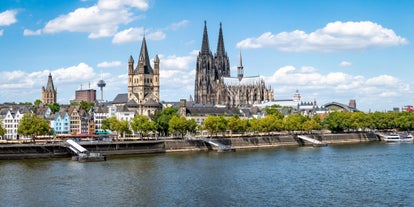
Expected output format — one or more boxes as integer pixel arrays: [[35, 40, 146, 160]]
[[0, 132, 380, 159]]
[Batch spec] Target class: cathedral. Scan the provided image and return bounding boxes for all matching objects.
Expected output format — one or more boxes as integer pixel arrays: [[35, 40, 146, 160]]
[[194, 22, 274, 107], [126, 36, 161, 116]]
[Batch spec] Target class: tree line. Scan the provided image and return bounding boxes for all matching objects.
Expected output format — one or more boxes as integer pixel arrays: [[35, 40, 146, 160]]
[[2, 105, 414, 139]]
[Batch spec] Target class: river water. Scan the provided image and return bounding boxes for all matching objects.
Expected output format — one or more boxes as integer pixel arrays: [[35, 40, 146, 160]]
[[0, 142, 413, 207]]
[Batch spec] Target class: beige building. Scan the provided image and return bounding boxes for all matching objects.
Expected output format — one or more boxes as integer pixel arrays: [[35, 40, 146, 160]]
[[42, 73, 57, 104]]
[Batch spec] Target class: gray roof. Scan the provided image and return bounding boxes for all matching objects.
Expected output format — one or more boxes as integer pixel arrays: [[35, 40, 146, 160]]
[[186, 106, 241, 116], [112, 93, 128, 104]]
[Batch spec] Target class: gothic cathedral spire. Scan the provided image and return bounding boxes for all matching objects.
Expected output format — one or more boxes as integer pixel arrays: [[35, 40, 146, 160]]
[[238, 51, 244, 81], [200, 20, 211, 55], [216, 22, 225, 57], [137, 36, 153, 74]]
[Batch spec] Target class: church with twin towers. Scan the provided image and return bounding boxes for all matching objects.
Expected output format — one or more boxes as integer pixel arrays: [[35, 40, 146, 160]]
[[194, 21, 274, 107]]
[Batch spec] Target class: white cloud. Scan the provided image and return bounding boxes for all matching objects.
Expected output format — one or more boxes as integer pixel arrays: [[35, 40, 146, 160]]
[[28, 0, 148, 39], [339, 61, 352, 67], [159, 54, 195, 70], [112, 27, 165, 44], [0, 63, 100, 103], [167, 20, 189, 30], [0, 10, 18, 26], [23, 29, 42, 36], [237, 21, 407, 52], [97, 61, 122, 68], [263, 65, 412, 111]]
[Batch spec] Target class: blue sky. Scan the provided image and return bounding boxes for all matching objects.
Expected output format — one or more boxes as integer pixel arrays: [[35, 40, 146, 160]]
[[0, 0, 413, 112]]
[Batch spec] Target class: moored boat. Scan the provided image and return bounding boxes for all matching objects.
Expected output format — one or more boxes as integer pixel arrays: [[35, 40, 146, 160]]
[[384, 132, 413, 142]]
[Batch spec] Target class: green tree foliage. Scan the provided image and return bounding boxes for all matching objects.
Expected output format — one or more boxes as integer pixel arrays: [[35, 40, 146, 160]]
[[34, 99, 42, 106], [264, 105, 284, 119], [102, 117, 131, 139], [17, 113, 51, 138], [19, 102, 33, 106], [0, 120, 6, 137], [202, 115, 227, 137], [131, 115, 156, 137], [302, 116, 322, 133], [46, 103, 61, 113], [153, 106, 178, 136], [227, 116, 246, 133], [323, 111, 352, 133], [260, 114, 282, 134], [248, 118, 261, 133], [80, 101, 94, 112], [169, 116, 190, 138], [350, 112, 371, 131], [283, 114, 306, 133]]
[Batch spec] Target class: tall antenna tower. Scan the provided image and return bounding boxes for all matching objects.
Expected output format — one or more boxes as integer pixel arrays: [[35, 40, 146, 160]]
[[97, 72, 106, 102]]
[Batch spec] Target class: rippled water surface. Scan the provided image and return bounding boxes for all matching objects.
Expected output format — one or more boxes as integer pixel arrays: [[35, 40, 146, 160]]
[[0, 142, 413, 207]]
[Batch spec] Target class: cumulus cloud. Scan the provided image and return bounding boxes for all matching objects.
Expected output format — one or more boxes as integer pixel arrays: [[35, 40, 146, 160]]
[[237, 21, 407, 52], [26, 0, 148, 38], [97, 61, 122, 68], [23, 29, 42, 36], [112, 27, 166, 44], [155, 52, 197, 100], [0, 10, 18, 26], [339, 61, 352, 67], [0, 63, 99, 102], [263, 65, 411, 111]]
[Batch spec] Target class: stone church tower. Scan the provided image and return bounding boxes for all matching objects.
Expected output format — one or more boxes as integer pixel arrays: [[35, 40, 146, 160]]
[[194, 21, 230, 105], [194, 21, 274, 107], [42, 73, 57, 104], [127, 37, 161, 116]]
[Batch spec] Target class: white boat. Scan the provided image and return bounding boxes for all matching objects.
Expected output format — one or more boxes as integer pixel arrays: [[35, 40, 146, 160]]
[[383, 132, 413, 142]]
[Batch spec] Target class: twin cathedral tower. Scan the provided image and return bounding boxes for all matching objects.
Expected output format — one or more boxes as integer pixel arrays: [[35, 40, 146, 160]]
[[126, 21, 274, 115], [42, 22, 274, 116]]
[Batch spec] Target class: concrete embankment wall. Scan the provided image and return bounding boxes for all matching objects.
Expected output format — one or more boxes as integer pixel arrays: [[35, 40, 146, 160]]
[[314, 132, 379, 144], [164, 132, 380, 151], [0, 132, 380, 159]]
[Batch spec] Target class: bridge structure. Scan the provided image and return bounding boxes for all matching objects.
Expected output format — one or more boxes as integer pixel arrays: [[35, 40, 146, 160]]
[[201, 138, 235, 152], [296, 135, 327, 147]]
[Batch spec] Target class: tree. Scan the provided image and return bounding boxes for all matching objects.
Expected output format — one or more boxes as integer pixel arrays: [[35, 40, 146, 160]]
[[80, 101, 94, 112], [153, 107, 178, 136], [46, 103, 60, 113], [17, 113, 51, 138], [169, 116, 189, 138], [323, 111, 352, 133], [102, 117, 131, 140], [227, 116, 245, 134], [283, 114, 306, 133], [131, 115, 156, 137], [264, 105, 284, 119], [34, 99, 42, 107], [0, 120, 6, 138], [260, 114, 282, 134], [302, 116, 322, 133], [202, 115, 227, 137], [248, 118, 261, 133]]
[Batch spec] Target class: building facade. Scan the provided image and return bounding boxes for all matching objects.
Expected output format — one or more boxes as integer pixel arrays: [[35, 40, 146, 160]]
[[194, 22, 274, 107], [42, 73, 57, 104], [74, 89, 96, 102], [126, 37, 161, 116]]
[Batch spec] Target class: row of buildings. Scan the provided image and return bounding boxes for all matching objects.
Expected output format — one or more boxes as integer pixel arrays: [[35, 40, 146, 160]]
[[1, 21, 360, 140]]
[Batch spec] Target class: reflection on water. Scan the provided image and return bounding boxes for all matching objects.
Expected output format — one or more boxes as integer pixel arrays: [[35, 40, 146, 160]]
[[0, 142, 413, 207]]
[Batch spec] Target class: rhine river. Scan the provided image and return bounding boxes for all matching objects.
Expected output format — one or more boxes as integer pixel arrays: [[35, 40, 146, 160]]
[[0, 142, 413, 207]]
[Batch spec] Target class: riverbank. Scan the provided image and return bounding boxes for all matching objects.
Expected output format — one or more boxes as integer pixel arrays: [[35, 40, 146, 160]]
[[165, 132, 380, 152], [0, 132, 381, 159]]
